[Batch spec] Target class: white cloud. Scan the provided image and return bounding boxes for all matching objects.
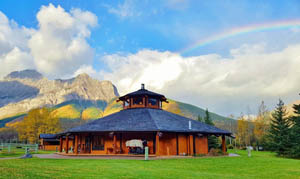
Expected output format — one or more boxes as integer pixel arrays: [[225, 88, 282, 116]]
[[106, 0, 142, 19], [0, 4, 97, 79], [0, 11, 35, 78], [74, 65, 97, 77], [100, 44, 300, 116], [28, 4, 97, 78]]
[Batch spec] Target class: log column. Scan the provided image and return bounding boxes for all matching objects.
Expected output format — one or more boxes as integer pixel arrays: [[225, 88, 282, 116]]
[[75, 134, 78, 154], [222, 135, 226, 153], [66, 135, 69, 154], [113, 134, 117, 154], [189, 134, 194, 156], [59, 136, 63, 153], [156, 132, 160, 156]]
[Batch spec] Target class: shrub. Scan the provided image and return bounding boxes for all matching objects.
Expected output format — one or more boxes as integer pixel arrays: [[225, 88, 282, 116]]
[[208, 148, 228, 156], [227, 144, 234, 149]]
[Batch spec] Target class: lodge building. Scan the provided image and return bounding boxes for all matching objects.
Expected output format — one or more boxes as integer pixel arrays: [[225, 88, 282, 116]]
[[57, 84, 232, 156]]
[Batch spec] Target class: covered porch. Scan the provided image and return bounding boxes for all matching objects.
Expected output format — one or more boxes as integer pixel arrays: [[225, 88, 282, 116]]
[[58, 131, 228, 156]]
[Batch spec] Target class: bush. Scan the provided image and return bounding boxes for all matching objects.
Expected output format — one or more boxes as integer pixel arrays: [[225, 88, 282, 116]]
[[207, 148, 228, 156], [227, 144, 234, 149]]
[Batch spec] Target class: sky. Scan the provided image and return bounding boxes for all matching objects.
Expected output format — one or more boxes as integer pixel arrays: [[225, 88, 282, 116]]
[[0, 0, 300, 117]]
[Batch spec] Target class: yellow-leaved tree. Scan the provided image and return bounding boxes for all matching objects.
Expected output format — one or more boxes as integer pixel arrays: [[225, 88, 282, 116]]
[[254, 101, 271, 146], [237, 116, 250, 148], [16, 107, 61, 144]]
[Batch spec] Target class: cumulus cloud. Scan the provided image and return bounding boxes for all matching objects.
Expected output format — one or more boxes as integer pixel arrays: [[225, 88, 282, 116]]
[[0, 11, 35, 77], [28, 4, 97, 78], [0, 4, 97, 79], [100, 45, 300, 116]]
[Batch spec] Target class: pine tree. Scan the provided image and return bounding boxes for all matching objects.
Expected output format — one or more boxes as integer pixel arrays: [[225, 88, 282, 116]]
[[205, 109, 219, 150], [197, 115, 204, 122], [289, 103, 300, 158], [268, 99, 291, 156]]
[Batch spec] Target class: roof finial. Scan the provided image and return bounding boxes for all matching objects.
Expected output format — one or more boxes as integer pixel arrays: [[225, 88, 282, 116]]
[[141, 83, 145, 90]]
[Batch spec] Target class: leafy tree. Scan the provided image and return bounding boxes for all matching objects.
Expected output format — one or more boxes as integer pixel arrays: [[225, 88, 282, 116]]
[[204, 109, 219, 150], [254, 101, 271, 147], [268, 99, 291, 156], [288, 103, 300, 158], [0, 127, 18, 142], [16, 107, 61, 144], [237, 116, 249, 148]]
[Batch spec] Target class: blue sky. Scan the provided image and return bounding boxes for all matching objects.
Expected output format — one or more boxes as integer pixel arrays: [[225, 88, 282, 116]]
[[0, 0, 300, 116], [2, 0, 300, 57]]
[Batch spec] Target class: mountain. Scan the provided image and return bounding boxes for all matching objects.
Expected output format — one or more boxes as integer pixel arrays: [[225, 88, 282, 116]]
[[0, 70, 119, 119], [4, 69, 43, 80], [0, 69, 233, 128]]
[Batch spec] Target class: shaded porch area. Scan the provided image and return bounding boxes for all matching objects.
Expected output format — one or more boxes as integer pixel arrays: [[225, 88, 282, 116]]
[[59, 131, 227, 156]]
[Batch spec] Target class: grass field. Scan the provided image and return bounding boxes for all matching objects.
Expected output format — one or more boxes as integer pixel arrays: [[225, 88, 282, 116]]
[[0, 148, 55, 158], [0, 150, 299, 179]]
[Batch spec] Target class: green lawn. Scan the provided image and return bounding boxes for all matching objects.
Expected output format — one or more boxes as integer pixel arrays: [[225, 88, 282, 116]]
[[0, 150, 299, 179], [0, 148, 55, 158]]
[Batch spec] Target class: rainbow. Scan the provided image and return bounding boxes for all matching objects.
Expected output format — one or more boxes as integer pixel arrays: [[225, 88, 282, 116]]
[[180, 19, 300, 55]]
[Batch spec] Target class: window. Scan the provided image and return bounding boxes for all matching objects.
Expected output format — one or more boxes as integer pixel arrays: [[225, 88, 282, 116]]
[[148, 98, 157, 106], [92, 136, 104, 150], [133, 97, 143, 105], [124, 100, 129, 107]]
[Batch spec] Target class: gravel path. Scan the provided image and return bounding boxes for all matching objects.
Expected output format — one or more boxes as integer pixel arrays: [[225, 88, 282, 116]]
[[1, 153, 240, 160], [0, 157, 19, 160], [33, 153, 240, 160]]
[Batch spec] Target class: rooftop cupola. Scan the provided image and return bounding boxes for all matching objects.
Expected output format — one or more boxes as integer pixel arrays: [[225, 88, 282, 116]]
[[117, 84, 168, 110]]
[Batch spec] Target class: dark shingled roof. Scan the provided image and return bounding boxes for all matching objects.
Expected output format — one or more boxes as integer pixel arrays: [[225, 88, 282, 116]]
[[39, 134, 57, 139], [66, 108, 231, 135], [118, 88, 166, 101]]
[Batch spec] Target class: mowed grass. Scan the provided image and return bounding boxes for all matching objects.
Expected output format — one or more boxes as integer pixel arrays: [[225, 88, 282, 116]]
[[0, 150, 300, 179], [0, 148, 55, 158]]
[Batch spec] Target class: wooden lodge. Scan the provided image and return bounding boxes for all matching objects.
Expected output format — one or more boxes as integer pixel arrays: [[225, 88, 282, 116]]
[[57, 84, 232, 156]]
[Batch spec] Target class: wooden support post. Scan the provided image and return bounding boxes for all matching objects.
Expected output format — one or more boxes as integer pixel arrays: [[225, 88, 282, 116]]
[[189, 134, 194, 156], [120, 133, 122, 154], [66, 135, 69, 154], [59, 137, 63, 153], [176, 133, 179, 155], [113, 134, 117, 154], [75, 135, 78, 154], [156, 132, 160, 156], [222, 135, 226, 153]]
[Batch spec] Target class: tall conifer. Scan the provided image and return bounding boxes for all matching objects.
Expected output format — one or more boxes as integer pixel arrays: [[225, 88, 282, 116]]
[[268, 99, 291, 156], [289, 103, 300, 158], [205, 109, 219, 150]]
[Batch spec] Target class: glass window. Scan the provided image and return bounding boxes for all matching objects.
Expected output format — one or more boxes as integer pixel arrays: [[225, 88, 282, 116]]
[[92, 136, 104, 150], [148, 98, 157, 106], [133, 97, 143, 105], [124, 100, 129, 107]]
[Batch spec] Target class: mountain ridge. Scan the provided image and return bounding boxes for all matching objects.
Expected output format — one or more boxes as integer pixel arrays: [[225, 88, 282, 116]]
[[0, 69, 233, 128], [0, 70, 119, 119]]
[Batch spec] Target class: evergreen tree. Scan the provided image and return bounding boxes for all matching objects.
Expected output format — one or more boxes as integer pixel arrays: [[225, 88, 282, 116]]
[[268, 99, 291, 156], [205, 109, 219, 150], [289, 103, 300, 158], [197, 115, 204, 122]]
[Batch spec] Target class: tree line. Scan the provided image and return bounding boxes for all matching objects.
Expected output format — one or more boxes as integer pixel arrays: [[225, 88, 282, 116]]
[[219, 99, 300, 159]]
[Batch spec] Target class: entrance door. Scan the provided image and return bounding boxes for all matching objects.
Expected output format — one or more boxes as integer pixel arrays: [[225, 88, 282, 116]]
[[85, 136, 91, 153]]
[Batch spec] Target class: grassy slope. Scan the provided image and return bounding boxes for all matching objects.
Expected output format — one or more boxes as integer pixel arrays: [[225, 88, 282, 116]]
[[0, 98, 233, 127], [0, 150, 299, 178]]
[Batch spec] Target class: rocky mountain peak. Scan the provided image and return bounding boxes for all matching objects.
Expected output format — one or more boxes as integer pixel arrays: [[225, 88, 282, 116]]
[[0, 70, 119, 119], [4, 69, 43, 80]]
